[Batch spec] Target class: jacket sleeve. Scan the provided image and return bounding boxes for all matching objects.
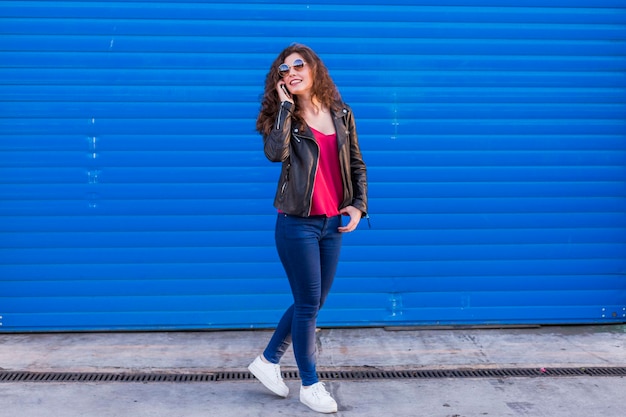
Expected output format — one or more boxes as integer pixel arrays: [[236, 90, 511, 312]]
[[263, 101, 293, 162], [346, 108, 368, 216]]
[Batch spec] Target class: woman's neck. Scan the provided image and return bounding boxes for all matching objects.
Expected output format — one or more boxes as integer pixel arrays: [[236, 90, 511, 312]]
[[299, 95, 326, 117], [299, 95, 334, 135]]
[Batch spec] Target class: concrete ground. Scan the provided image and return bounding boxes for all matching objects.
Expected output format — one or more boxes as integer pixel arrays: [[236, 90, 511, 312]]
[[1, 325, 625, 417]]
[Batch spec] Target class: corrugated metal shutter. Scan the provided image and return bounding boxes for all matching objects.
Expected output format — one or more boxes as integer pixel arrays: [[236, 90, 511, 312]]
[[1, 0, 624, 332]]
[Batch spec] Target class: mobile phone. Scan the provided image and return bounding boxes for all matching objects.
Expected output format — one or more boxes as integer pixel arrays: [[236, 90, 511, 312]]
[[280, 84, 291, 99]]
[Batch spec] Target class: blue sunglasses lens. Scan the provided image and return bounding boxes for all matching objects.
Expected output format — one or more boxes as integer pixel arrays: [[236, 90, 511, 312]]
[[278, 59, 305, 77]]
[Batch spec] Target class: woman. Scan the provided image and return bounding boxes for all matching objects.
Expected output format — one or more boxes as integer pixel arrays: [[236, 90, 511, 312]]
[[248, 43, 368, 414]]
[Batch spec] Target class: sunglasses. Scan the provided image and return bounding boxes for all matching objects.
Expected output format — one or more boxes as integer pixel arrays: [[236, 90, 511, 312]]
[[278, 59, 306, 77]]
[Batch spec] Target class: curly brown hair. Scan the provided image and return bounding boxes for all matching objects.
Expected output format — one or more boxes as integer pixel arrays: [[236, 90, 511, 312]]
[[256, 43, 343, 137]]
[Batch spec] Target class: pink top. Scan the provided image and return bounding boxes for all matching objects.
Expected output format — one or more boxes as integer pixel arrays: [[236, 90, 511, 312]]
[[309, 127, 343, 217]]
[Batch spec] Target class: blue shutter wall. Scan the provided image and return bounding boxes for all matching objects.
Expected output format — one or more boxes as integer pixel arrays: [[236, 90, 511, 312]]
[[0, 0, 625, 331]]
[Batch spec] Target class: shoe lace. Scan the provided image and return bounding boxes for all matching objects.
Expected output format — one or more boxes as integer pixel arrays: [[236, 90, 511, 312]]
[[311, 382, 331, 399], [272, 364, 284, 382]]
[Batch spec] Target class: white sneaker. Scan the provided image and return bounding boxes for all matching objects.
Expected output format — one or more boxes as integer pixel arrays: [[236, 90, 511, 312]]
[[248, 355, 289, 398], [300, 382, 338, 413]]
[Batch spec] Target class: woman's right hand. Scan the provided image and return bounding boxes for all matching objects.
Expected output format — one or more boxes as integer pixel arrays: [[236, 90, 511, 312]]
[[277, 81, 294, 104]]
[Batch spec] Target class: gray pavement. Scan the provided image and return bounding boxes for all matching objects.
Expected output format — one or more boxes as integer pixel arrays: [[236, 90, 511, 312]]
[[1, 325, 625, 417]]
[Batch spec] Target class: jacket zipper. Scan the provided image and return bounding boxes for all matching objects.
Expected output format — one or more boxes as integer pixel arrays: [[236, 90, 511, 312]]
[[293, 131, 318, 217], [275, 105, 284, 130]]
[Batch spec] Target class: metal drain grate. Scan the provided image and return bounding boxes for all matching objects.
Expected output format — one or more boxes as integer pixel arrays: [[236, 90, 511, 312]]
[[1, 367, 625, 383], [318, 367, 626, 380]]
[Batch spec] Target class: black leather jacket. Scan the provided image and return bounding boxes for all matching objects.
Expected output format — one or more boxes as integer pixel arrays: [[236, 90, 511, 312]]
[[263, 101, 368, 218]]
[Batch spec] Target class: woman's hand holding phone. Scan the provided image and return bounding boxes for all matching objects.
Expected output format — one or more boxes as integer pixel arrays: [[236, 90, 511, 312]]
[[277, 82, 293, 103]]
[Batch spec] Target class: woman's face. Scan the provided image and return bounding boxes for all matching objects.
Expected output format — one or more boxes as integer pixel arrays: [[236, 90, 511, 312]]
[[280, 52, 313, 96]]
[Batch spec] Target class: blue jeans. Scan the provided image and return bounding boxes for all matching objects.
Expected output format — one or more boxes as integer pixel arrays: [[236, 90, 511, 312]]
[[263, 213, 343, 386]]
